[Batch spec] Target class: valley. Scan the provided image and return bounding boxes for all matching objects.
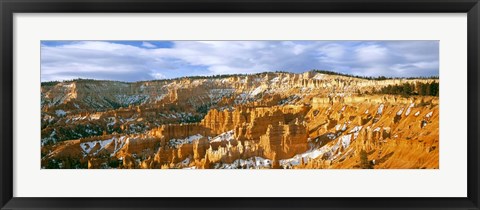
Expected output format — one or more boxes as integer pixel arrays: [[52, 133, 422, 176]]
[[41, 70, 439, 169]]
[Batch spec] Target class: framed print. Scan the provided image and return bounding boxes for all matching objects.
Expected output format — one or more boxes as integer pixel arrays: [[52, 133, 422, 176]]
[[1, 0, 479, 209]]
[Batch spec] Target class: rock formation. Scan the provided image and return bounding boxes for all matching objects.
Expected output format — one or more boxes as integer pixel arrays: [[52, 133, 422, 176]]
[[41, 71, 439, 169]]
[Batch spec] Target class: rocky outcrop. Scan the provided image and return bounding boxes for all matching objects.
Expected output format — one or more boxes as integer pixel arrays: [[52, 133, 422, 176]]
[[149, 124, 211, 143], [41, 71, 440, 169], [259, 120, 309, 160]]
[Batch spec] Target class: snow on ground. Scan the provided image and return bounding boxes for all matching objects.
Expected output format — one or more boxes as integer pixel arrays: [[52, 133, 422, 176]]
[[421, 120, 428, 128], [70, 115, 87, 122], [414, 111, 421, 116], [168, 134, 203, 148], [48, 94, 72, 107], [41, 130, 56, 146], [396, 108, 404, 116], [279, 146, 331, 168], [107, 117, 116, 126], [270, 77, 280, 83], [114, 94, 149, 106], [80, 138, 114, 155], [341, 134, 353, 149], [348, 125, 363, 140], [121, 116, 137, 123], [313, 73, 326, 80], [210, 130, 234, 143], [425, 111, 433, 118], [112, 136, 127, 156], [335, 123, 347, 132], [349, 125, 362, 134], [55, 109, 66, 117], [326, 133, 336, 140], [154, 94, 166, 102], [282, 125, 361, 165], [234, 93, 249, 104], [215, 156, 272, 169], [250, 86, 264, 97], [405, 103, 414, 116], [377, 104, 385, 115], [208, 89, 235, 102]]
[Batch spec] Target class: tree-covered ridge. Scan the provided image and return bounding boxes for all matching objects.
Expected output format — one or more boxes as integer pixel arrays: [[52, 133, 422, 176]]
[[311, 70, 439, 81], [41, 69, 439, 85], [376, 81, 439, 97]]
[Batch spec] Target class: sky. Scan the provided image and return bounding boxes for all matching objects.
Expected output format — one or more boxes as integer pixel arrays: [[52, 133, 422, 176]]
[[41, 40, 439, 82]]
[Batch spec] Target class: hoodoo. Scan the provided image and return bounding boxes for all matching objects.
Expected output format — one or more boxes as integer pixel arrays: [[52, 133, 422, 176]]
[[41, 71, 439, 169]]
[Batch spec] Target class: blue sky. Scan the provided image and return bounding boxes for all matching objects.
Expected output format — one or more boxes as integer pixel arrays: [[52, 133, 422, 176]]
[[41, 40, 439, 82]]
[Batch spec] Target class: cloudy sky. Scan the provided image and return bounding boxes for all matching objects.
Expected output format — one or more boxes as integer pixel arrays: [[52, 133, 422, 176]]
[[41, 40, 439, 82]]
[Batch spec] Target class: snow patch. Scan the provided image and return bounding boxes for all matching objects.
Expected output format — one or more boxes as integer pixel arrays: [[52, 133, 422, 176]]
[[405, 103, 414, 116], [425, 111, 433, 118], [112, 136, 127, 156], [250, 86, 264, 97], [114, 94, 149, 106], [107, 117, 117, 126], [55, 109, 66, 117], [215, 156, 271, 169], [414, 111, 421, 116], [154, 94, 166, 102], [349, 126, 363, 134], [168, 134, 203, 148], [80, 138, 114, 155], [279, 146, 330, 168], [341, 134, 352, 149], [210, 130, 234, 143], [326, 133, 336, 140], [313, 73, 326, 80], [396, 108, 404, 116], [377, 104, 385, 115]]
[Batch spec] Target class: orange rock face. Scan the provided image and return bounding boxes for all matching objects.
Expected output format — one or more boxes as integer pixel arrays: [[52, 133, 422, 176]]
[[41, 71, 439, 169]]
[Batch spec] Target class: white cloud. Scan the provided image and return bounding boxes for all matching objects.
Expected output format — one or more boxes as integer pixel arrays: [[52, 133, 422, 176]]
[[355, 44, 388, 62], [391, 61, 439, 73], [150, 72, 166, 79], [141, 42, 156, 48], [318, 43, 345, 60], [41, 40, 439, 82]]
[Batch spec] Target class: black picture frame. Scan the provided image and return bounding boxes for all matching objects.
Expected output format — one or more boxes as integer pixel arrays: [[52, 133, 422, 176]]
[[1, 0, 479, 209]]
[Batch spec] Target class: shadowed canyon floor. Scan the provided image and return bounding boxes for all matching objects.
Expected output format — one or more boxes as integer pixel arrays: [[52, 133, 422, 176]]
[[41, 71, 439, 169]]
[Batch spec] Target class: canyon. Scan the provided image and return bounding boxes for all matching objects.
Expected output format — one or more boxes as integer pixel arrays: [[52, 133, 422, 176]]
[[41, 71, 439, 169]]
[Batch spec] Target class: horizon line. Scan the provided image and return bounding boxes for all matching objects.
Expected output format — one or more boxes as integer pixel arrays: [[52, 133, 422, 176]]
[[41, 69, 440, 84]]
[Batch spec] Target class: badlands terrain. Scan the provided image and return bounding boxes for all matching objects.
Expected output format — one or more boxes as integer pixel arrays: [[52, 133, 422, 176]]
[[41, 71, 439, 169]]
